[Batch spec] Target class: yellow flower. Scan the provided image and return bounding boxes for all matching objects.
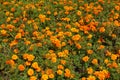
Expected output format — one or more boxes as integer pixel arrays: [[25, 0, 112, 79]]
[[1, 30, 7, 36], [51, 57, 57, 63], [12, 54, 18, 60], [77, 10, 81, 16], [87, 67, 93, 74], [27, 54, 35, 61], [27, 68, 34, 76], [41, 74, 48, 80], [57, 70, 63, 75], [31, 62, 39, 69], [30, 76, 37, 80], [49, 74, 54, 79], [39, 14, 46, 23]]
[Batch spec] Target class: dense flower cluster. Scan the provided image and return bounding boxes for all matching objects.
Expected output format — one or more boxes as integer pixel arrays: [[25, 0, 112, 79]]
[[0, 0, 120, 80]]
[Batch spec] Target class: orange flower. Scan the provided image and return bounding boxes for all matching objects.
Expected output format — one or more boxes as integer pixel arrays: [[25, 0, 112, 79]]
[[27, 54, 35, 61], [87, 75, 96, 80], [1, 30, 7, 36], [23, 53, 29, 60], [41, 74, 48, 80], [25, 61, 31, 66], [15, 33, 21, 39], [18, 64, 25, 71], [99, 27, 105, 33], [111, 54, 117, 61], [92, 59, 98, 65], [104, 59, 109, 64], [82, 56, 89, 62], [87, 67, 93, 74], [98, 45, 105, 50], [87, 49, 93, 55], [51, 57, 57, 63], [81, 77, 87, 80], [49, 74, 54, 79], [57, 70, 63, 75], [31, 62, 39, 69], [12, 54, 18, 60], [75, 43, 82, 49], [77, 10, 82, 16], [72, 34, 81, 41], [39, 14, 46, 23], [27, 68, 34, 76], [60, 60, 66, 65], [57, 65, 64, 70], [10, 40, 18, 47], [30, 76, 37, 80]]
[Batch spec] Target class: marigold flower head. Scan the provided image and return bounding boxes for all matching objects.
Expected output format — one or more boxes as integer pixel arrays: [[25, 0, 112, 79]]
[[72, 34, 81, 41], [87, 75, 96, 80], [87, 67, 93, 74], [111, 54, 117, 61], [99, 27, 105, 33], [12, 54, 18, 60], [31, 62, 39, 69], [27, 68, 34, 76], [49, 74, 54, 79], [39, 14, 46, 23], [82, 56, 89, 62], [27, 54, 35, 61], [30, 76, 37, 80], [1, 30, 7, 36], [92, 59, 98, 65], [15, 33, 21, 39], [57, 69, 63, 75], [41, 74, 48, 80], [18, 64, 25, 71]]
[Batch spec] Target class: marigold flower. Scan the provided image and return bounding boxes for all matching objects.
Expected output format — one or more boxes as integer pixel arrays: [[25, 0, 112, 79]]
[[87, 67, 93, 74], [30, 76, 37, 80], [27, 54, 35, 61], [81, 77, 87, 80], [77, 10, 82, 16], [39, 14, 46, 23], [25, 61, 31, 66], [87, 75, 96, 80], [12, 54, 18, 60], [18, 64, 25, 71], [27, 68, 34, 76], [15, 33, 21, 39], [87, 49, 93, 55], [1, 30, 7, 36], [23, 53, 29, 60], [31, 62, 39, 69], [57, 70, 63, 75], [60, 60, 66, 65], [82, 56, 89, 62], [92, 59, 98, 65], [111, 54, 117, 61], [49, 74, 54, 79], [99, 27, 105, 33], [41, 74, 48, 80], [57, 64, 64, 70], [51, 57, 57, 63], [72, 34, 81, 41]]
